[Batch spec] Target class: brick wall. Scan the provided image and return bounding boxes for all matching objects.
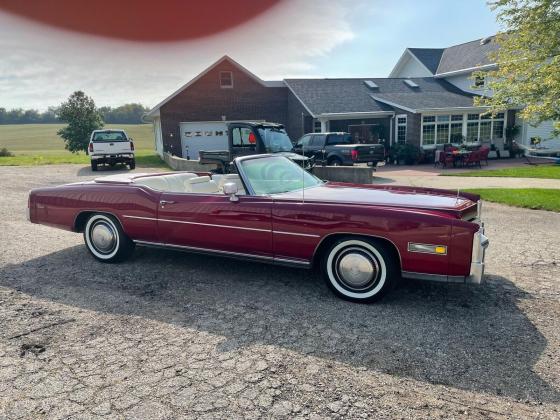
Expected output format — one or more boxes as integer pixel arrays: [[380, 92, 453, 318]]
[[160, 60, 288, 157]]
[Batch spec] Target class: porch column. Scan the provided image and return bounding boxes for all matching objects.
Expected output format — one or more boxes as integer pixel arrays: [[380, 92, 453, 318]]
[[319, 118, 329, 132]]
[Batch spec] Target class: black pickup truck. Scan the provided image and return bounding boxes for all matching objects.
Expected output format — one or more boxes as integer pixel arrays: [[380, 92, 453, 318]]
[[199, 122, 312, 173], [293, 132, 385, 167]]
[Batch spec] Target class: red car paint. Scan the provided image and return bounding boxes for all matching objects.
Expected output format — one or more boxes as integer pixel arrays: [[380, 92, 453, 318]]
[[28, 171, 480, 279]]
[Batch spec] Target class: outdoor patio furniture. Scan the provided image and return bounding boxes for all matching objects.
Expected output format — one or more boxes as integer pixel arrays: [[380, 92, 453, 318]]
[[479, 147, 490, 165], [462, 150, 482, 167], [436, 150, 455, 168]]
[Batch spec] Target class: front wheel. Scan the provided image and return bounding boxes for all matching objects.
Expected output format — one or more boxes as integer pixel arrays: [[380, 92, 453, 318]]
[[91, 161, 98, 171], [322, 238, 398, 302], [84, 214, 135, 263]]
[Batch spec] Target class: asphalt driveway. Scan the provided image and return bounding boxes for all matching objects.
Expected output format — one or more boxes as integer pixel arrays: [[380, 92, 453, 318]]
[[1, 164, 559, 418]]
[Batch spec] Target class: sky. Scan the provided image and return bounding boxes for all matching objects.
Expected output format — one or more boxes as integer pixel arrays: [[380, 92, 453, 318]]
[[0, 0, 502, 111]]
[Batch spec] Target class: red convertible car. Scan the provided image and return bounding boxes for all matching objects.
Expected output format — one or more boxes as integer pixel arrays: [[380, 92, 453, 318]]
[[28, 154, 488, 302]]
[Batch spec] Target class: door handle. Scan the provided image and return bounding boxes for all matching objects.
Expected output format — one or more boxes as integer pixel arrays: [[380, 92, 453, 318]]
[[159, 200, 176, 206]]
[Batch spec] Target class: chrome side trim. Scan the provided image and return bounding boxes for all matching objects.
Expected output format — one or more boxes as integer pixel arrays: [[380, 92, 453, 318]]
[[123, 215, 157, 221], [274, 230, 320, 238], [402, 271, 466, 283], [273, 257, 311, 267], [134, 240, 311, 268], [123, 215, 317, 237], [123, 215, 271, 233]]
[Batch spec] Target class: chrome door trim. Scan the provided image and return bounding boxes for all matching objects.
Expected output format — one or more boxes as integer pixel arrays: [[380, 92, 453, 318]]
[[134, 240, 310, 268]]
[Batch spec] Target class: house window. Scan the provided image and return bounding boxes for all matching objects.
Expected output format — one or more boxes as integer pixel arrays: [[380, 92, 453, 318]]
[[421, 112, 506, 147], [422, 124, 435, 145], [396, 115, 407, 144], [313, 120, 322, 133], [219, 71, 233, 88]]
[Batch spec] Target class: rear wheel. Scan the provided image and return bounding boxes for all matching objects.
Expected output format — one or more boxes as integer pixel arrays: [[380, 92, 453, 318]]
[[321, 237, 397, 302], [91, 161, 98, 171], [328, 157, 342, 166], [129, 159, 136, 170], [83, 214, 134, 263]]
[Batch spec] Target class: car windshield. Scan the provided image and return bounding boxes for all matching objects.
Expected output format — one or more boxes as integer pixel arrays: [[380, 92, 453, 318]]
[[258, 127, 293, 153], [92, 131, 128, 142], [239, 156, 323, 195]]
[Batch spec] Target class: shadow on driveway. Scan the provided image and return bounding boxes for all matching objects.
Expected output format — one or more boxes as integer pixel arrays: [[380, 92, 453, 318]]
[[1, 244, 557, 403]]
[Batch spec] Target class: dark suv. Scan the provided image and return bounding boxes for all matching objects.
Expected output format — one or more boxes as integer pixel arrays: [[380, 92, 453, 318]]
[[293, 132, 385, 166]]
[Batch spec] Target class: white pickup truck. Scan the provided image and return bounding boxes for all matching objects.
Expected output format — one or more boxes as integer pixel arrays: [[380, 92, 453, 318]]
[[88, 129, 135, 171]]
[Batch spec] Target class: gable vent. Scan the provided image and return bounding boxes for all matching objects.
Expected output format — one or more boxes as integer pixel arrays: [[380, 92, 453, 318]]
[[404, 79, 419, 88], [363, 80, 378, 89]]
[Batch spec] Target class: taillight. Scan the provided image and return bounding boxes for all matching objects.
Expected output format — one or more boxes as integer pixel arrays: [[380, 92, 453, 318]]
[[351, 150, 358, 160], [130, 141, 135, 151], [89, 143, 93, 153]]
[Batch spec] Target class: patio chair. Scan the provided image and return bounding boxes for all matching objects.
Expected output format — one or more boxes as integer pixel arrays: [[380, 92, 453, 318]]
[[463, 150, 482, 168], [436, 150, 455, 168], [479, 147, 490, 165]]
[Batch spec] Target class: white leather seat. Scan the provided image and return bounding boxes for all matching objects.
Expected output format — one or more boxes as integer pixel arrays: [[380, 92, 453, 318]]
[[186, 176, 220, 194], [211, 174, 224, 185], [134, 176, 169, 191], [163, 173, 197, 192], [218, 174, 245, 194]]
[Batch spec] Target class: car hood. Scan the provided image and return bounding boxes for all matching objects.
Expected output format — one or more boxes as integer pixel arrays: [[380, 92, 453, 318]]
[[273, 182, 478, 218], [273, 151, 309, 161]]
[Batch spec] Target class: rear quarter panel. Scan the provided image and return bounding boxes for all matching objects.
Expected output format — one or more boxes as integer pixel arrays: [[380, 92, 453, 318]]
[[29, 183, 159, 241]]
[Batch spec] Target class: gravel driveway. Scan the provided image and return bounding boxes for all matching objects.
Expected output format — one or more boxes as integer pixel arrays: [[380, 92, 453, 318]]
[[1, 164, 559, 419]]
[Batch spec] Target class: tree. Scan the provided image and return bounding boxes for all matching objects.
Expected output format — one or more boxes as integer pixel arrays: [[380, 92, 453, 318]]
[[474, 0, 560, 134], [57, 91, 103, 153]]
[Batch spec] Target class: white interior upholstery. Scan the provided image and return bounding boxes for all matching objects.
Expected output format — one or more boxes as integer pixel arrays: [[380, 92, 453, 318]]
[[135, 173, 234, 194], [134, 176, 170, 191], [218, 174, 246, 194], [186, 176, 220, 193], [164, 173, 197, 192]]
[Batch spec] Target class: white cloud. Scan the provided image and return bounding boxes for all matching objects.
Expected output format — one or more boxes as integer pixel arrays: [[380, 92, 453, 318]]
[[0, 0, 355, 110]]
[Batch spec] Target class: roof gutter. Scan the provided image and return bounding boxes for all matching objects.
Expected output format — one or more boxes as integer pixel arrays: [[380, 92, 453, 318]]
[[316, 111, 395, 120], [434, 63, 497, 78]]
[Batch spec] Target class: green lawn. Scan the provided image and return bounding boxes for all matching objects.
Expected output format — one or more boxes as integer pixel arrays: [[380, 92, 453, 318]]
[[0, 123, 167, 168], [444, 164, 560, 179], [465, 188, 560, 212]]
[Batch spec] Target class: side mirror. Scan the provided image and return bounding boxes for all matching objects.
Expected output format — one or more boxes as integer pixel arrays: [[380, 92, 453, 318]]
[[223, 182, 239, 202]]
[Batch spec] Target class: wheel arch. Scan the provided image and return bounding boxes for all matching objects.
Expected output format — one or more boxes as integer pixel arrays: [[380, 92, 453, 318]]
[[74, 211, 124, 233], [312, 233, 402, 272]]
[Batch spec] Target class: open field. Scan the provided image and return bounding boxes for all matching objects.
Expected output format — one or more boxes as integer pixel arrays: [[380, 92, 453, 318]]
[[466, 188, 560, 212], [0, 124, 166, 167], [445, 164, 560, 179], [0, 124, 154, 154]]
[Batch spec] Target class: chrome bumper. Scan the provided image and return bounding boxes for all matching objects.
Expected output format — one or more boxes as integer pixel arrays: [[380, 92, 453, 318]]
[[466, 225, 489, 284]]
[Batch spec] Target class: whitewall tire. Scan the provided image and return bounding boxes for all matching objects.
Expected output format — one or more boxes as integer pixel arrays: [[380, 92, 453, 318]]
[[84, 214, 134, 263], [322, 238, 397, 302]]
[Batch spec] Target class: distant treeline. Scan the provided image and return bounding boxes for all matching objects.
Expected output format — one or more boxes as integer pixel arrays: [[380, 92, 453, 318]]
[[0, 103, 150, 125]]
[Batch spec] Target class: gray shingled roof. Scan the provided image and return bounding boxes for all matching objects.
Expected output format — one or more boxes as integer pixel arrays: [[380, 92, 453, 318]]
[[436, 36, 499, 74], [408, 48, 444, 74], [284, 77, 477, 115]]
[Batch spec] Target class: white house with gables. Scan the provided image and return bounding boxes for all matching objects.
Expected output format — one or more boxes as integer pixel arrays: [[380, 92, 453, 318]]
[[390, 35, 559, 148]]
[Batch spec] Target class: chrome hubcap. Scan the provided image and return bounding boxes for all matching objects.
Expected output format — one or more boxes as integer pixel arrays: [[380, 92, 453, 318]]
[[337, 250, 377, 289], [91, 222, 116, 253]]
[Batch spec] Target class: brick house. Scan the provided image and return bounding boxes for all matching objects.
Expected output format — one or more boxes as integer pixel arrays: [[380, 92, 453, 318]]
[[147, 55, 516, 158]]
